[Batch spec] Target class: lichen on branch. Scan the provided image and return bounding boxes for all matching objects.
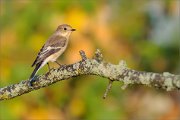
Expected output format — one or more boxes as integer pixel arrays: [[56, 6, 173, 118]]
[[0, 49, 180, 101]]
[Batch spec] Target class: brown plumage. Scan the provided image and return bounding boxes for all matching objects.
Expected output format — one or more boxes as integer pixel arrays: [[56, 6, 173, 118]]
[[29, 24, 76, 86], [31, 36, 66, 67]]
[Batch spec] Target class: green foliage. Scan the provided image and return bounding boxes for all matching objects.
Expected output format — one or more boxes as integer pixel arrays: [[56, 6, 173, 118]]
[[0, 0, 179, 119]]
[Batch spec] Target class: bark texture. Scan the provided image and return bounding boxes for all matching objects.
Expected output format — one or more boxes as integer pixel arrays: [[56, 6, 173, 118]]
[[0, 49, 180, 101]]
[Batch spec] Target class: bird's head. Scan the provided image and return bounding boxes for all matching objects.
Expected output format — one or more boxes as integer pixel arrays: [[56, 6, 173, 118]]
[[56, 24, 76, 38]]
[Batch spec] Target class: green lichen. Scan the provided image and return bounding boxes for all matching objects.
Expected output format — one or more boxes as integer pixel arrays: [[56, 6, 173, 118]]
[[150, 73, 156, 80], [163, 72, 172, 77], [175, 79, 180, 88], [118, 60, 127, 69], [1, 50, 180, 101], [139, 74, 151, 85], [163, 72, 178, 91], [1, 92, 9, 100], [163, 78, 173, 91], [121, 76, 132, 90]]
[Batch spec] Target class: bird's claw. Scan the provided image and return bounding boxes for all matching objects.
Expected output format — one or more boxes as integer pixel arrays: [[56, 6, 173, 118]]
[[28, 77, 36, 87]]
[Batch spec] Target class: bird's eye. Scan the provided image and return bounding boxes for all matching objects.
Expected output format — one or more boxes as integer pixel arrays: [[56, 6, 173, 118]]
[[64, 28, 67, 30]]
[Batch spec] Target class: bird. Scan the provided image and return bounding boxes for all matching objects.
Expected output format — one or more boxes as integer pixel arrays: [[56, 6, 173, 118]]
[[29, 24, 76, 86]]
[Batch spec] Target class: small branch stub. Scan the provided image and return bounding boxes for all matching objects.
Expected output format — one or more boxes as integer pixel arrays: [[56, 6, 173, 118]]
[[79, 50, 87, 60], [0, 49, 179, 101], [94, 49, 103, 62], [103, 80, 113, 99]]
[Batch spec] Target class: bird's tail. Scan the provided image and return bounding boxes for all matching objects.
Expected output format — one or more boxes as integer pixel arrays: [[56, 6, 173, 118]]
[[29, 62, 42, 85]]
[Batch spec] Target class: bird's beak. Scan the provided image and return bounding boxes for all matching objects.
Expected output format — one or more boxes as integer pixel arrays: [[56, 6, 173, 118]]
[[71, 28, 76, 31]]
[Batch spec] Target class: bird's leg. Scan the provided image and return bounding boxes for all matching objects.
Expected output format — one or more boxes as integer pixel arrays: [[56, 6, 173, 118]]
[[56, 61, 66, 67], [55, 61, 66, 68], [55, 61, 61, 66], [29, 77, 35, 87], [47, 63, 51, 72]]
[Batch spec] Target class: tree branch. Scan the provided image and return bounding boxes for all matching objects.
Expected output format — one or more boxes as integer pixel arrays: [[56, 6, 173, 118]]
[[0, 49, 180, 101]]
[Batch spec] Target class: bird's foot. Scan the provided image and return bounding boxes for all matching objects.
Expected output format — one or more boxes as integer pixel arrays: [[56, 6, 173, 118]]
[[28, 77, 36, 87], [60, 64, 66, 68], [55, 61, 66, 68]]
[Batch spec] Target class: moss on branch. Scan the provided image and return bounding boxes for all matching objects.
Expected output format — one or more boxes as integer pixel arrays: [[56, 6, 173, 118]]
[[0, 49, 180, 101]]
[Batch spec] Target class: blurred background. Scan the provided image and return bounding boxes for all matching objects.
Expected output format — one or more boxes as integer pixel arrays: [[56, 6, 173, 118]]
[[0, 0, 180, 120]]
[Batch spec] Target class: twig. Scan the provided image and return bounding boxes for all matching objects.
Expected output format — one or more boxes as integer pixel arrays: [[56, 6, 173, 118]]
[[0, 49, 180, 101], [103, 80, 113, 99]]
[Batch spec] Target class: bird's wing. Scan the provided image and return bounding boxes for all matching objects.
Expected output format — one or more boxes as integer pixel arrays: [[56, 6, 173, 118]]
[[31, 35, 67, 67]]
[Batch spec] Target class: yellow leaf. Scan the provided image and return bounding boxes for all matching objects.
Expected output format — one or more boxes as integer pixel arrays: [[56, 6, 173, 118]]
[[69, 97, 85, 117]]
